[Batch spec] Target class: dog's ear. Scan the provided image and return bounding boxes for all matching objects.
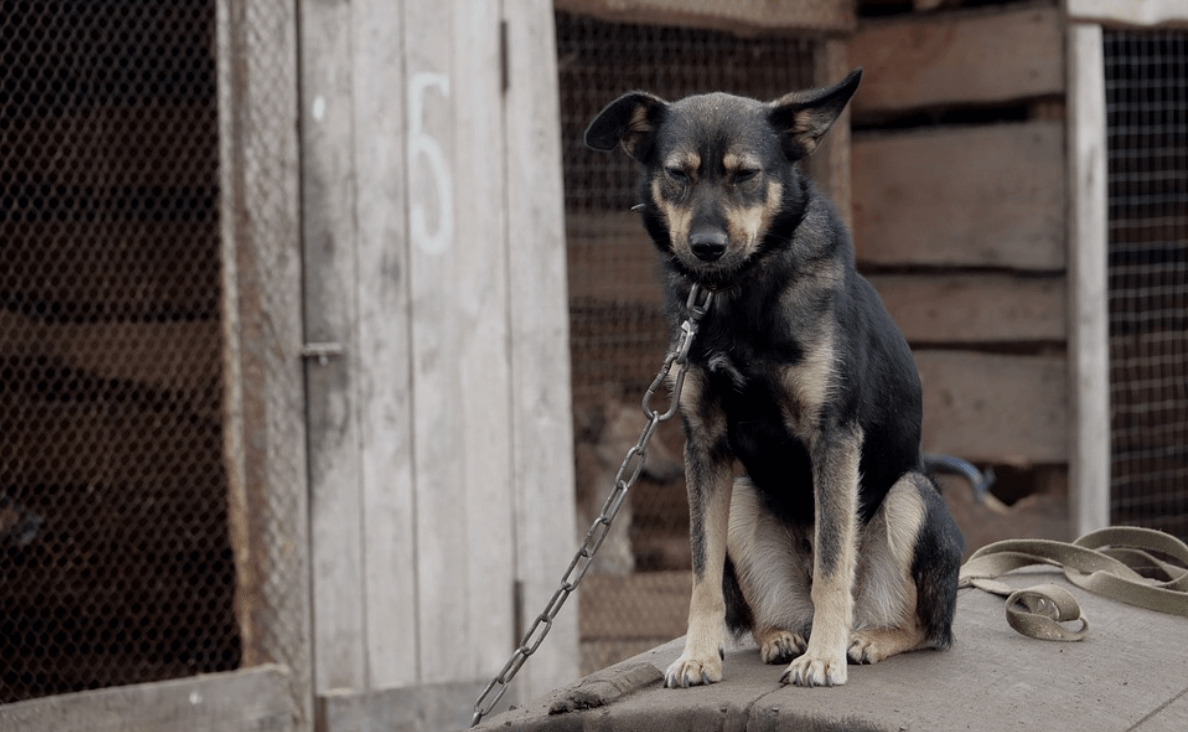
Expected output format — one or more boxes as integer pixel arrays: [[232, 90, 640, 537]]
[[585, 91, 668, 162], [768, 69, 861, 160]]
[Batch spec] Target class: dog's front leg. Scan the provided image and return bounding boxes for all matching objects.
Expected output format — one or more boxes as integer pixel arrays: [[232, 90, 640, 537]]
[[782, 426, 862, 687], [664, 426, 734, 688]]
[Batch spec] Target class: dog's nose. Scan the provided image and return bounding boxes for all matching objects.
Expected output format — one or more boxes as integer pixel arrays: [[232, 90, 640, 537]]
[[689, 231, 728, 262]]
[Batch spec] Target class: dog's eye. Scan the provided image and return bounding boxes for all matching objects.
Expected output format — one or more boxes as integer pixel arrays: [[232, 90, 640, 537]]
[[734, 167, 761, 183], [665, 167, 689, 183]]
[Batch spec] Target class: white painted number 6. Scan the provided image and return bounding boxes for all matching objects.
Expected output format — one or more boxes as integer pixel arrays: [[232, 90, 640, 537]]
[[408, 73, 454, 255]]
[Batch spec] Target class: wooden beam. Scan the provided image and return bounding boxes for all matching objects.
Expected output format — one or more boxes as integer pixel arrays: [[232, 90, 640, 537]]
[[870, 274, 1067, 344], [0, 666, 293, 732], [1067, 0, 1188, 27], [852, 122, 1066, 270], [216, 0, 312, 727], [1066, 23, 1111, 534], [916, 351, 1068, 465], [849, 5, 1064, 116], [554, 0, 856, 34]]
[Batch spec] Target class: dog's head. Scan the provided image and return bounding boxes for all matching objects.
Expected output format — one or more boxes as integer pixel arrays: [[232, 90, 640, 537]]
[[585, 70, 861, 288]]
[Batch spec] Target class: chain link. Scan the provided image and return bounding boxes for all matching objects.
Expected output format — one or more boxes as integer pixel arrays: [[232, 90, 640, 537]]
[[471, 285, 712, 726]]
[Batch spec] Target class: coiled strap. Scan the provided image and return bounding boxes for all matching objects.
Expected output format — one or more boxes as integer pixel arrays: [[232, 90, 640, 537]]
[[959, 527, 1188, 641]]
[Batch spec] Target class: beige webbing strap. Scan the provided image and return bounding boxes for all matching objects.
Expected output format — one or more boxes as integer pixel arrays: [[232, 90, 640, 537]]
[[958, 527, 1188, 641]]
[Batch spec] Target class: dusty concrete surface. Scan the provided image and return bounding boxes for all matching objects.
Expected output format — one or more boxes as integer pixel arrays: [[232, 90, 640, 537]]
[[471, 570, 1188, 731]]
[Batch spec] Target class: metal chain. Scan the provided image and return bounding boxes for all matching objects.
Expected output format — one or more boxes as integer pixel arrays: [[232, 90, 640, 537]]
[[471, 285, 713, 727]]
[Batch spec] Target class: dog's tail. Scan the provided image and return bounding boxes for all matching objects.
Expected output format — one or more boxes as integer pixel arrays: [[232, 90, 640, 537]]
[[910, 473, 965, 650]]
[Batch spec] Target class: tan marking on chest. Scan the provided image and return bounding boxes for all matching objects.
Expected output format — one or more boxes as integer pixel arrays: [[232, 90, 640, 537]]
[[778, 328, 837, 440]]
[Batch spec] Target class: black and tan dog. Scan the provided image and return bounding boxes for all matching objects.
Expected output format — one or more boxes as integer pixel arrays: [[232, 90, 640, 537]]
[[585, 70, 964, 688]]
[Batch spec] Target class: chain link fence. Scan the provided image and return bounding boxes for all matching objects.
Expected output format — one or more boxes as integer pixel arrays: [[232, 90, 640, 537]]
[[0, 0, 238, 702], [554, 10, 819, 674], [1104, 30, 1188, 539]]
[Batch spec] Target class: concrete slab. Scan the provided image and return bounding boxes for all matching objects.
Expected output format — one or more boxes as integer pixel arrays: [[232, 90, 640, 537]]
[[472, 571, 1188, 731]]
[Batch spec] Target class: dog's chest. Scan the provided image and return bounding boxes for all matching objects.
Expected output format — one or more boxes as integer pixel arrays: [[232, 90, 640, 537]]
[[701, 342, 832, 443]]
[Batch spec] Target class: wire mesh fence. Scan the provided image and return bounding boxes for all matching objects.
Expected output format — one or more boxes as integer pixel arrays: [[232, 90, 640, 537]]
[[1104, 30, 1188, 539], [0, 0, 239, 702], [554, 10, 819, 674]]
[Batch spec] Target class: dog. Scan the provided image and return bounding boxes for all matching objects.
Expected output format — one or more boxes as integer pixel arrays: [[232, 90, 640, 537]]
[[584, 69, 964, 688]]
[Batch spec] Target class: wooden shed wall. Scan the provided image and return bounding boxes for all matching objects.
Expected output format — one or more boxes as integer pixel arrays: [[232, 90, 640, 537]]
[[849, 1, 1074, 545]]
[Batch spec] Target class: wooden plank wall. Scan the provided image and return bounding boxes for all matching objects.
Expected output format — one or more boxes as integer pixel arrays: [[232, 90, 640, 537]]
[[848, 1, 1072, 539], [298, 0, 575, 728]]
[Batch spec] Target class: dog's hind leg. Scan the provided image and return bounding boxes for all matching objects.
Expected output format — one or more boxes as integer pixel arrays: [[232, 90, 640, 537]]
[[849, 471, 963, 664], [726, 477, 815, 664]]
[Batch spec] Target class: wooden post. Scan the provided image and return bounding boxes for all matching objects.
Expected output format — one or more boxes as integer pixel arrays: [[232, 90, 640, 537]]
[[216, 0, 313, 727], [1067, 23, 1111, 535]]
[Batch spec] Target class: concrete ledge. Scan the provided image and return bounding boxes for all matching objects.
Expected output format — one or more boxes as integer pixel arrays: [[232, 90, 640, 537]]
[[473, 571, 1188, 731]]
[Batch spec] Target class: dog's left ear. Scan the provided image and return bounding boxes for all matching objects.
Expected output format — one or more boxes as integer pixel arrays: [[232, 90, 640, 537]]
[[768, 69, 862, 160], [585, 91, 669, 162]]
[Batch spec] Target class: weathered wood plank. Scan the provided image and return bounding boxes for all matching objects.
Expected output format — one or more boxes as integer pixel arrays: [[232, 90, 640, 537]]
[[849, 5, 1064, 116], [1066, 24, 1111, 534], [452, 0, 519, 684], [852, 122, 1066, 269], [554, 0, 855, 34], [504, 0, 581, 701], [1068, 0, 1188, 27], [216, 0, 312, 725], [0, 666, 294, 732], [298, 0, 367, 694], [869, 274, 1067, 344], [351, 0, 420, 689], [403, 0, 475, 686], [916, 351, 1068, 465], [317, 680, 488, 732]]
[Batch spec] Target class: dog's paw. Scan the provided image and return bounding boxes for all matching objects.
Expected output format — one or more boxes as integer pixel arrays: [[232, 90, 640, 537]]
[[759, 630, 807, 665], [847, 632, 887, 665], [780, 651, 848, 687], [664, 652, 723, 688]]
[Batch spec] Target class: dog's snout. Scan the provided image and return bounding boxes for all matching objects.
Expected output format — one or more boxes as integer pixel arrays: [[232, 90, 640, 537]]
[[690, 230, 728, 262]]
